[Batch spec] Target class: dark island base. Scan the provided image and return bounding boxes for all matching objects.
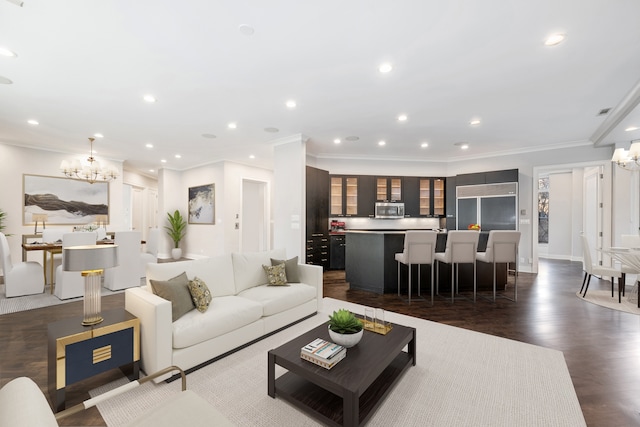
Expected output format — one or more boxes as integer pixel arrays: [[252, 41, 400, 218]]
[[345, 231, 508, 295]]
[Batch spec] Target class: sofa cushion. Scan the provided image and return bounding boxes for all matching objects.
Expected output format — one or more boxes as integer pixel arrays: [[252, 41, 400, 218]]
[[262, 263, 288, 286], [270, 256, 300, 283], [147, 255, 235, 298], [232, 249, 286, 293], [150, 272, 195, 322], [172, 296, 263, 349], [238, 283, 316, 317], [188, 277, 212, 313]]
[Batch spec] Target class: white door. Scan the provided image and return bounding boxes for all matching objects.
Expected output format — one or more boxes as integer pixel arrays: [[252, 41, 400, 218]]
[[583, 166, 603, 264], [241, 179, 269, 252], [132, 186, 143, 232]]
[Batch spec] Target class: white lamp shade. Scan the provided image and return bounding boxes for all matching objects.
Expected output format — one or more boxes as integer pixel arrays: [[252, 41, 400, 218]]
[[629, 142, 640, 159], [612, 148, 628, 163], [63, 245, 118, 271]]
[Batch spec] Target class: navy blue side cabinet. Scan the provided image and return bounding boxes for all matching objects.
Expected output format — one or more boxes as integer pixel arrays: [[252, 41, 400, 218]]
[[47, 308, 140, 412]]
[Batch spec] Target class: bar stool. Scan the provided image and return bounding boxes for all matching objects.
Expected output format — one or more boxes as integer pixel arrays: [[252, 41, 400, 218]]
[[395, 230, 437, 304], [476, 230, 521, 301], [580, 233, 621, 300], [434, 230, 479, 302]]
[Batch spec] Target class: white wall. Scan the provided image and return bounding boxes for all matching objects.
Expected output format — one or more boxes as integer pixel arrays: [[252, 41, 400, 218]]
[[0, 143, 124, 266], [547, 172, 572, 258]]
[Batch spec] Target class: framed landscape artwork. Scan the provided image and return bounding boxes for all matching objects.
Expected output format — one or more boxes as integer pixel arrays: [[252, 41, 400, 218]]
[[23, 174, 109, 225], [188, 183, 215, 224]]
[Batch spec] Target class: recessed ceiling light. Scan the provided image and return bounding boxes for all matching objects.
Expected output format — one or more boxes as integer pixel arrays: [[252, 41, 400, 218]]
[[379, 63, 393, 73], [228, 122, 237, 129], [239, 24, 255, 36], [469, 119, 481, 126], [143, 94, 156, 103], [264, 127, 279, 133], [94, 133, 104, 138], [378, 140, 386, 146], [0, 76, 13, 84], [161, 159, 167, 163], [249, 154, 255, 159], [334, 139, 341, 144], [27, 119, 39, 125], [286, 100, 297, 109], [345, 136, 359, 141], [398, 114, 408, 122], [145, 143, 153, 148], [625, 126, 639, 132], [544, 33, 566, 46], [421, 142, 428, 148], [149, 169, 155, 173], [175, 154, 181, 159], [201, 133, 217, 139], [0, 47, 17, 57]]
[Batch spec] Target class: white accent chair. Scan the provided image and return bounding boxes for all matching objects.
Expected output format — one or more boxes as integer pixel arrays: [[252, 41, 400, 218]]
[[139, 228, 160, 278], [54, 232, 97, 300], [476, 230, 521, 301], [434, 230, 479, 302], [104, 230, 143, 290], [0, 232, 45, 297], [580, 233, 621, 300], [41, 229, 65, 287], [394, 230, 438, 304]]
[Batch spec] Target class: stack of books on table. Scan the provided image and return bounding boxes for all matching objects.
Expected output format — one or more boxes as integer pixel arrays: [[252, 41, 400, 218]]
[[300, 338, 346, 370]]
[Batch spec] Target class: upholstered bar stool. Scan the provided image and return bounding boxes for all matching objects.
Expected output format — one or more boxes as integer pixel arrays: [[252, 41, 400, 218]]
[[618, 234, 640, 300], [580, 233, 621, 300], [434, 230, 479, 302], [395, 230, 437, 304], [476, 230, 521, 301]]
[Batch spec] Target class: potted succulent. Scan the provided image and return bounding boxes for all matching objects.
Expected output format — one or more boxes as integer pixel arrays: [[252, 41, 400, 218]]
[[328, 309, 364, 348], [165, 209, 187, 260]]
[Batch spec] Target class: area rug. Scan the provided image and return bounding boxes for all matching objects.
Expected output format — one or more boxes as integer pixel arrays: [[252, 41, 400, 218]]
[[0, 284, 126, 315], [91, 297, 586, 427], [577, 289, 640, 315]]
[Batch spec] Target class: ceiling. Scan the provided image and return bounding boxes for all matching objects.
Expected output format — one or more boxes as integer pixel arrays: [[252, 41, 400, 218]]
[[2, 0, 640, 177]]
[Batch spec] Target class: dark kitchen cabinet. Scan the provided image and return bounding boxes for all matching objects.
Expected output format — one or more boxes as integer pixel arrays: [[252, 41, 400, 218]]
[[306, 166, 330, 269], [330, 175, 375, 217], [403, 177, 445, 217], [329, 234, 346, 269]]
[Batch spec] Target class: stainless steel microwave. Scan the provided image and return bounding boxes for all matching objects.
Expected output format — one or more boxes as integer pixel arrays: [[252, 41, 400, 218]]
[[375, 202, 405, 219]]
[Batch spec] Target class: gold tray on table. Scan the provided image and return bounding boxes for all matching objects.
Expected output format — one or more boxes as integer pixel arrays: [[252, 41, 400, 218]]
[[361, 318, 393, 335]]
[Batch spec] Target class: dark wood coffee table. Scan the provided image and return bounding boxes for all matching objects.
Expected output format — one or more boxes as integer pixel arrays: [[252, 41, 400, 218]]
[[268, 320, 416, 427]]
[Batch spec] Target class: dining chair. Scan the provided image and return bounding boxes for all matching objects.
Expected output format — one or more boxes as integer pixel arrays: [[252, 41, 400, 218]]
[[394, 230, 437, 304], [104, 230, 143, 290], [618, 234, 640, 300], [475, 230, 521, 302], [0, 232, 45, 297], [139, 228, 160, 278], [54, 231, 97, 300], [580, 233, 621, 300], [434, 230, 479, 302]]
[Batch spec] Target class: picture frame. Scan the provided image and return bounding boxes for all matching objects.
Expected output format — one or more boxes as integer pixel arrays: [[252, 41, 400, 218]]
[[23, 174, 109, 225], [188, 183, 215, 224]]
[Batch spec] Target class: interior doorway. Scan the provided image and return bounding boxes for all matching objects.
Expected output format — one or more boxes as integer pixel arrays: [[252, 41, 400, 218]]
[[241, 179, 269, 252]]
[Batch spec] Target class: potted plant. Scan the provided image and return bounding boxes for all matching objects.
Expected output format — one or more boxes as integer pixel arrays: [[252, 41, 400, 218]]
[[165, 209, 186, 260], [328, 309, 364, 348]]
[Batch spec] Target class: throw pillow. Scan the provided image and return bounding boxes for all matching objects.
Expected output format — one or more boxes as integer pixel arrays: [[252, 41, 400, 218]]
[[270, 256, 300, 283], [150, 272, 195, 322], [188, 276, 212, 313], [262, 263, 288, 286]]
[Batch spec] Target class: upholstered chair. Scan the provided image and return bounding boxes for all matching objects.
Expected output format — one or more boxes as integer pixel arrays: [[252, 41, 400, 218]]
[[434, 230, 479, 302], [476, 230, 521, 301], [54, 231, 97, 300], [0, 232, 45, 297], [394, 230, 438, 304]]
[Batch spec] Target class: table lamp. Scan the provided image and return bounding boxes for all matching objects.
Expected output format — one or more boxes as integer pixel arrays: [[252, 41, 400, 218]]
[[32, 213, 48, 234], [63, 245, 118, 326], [95, 214, 108, 230]]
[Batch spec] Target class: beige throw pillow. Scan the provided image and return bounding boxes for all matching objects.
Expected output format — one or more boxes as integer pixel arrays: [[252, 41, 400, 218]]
[[270, 256, 300, 283], [262, 263, 288, 286], [149, 272, 195, 322], [188, 276, 212, 313]]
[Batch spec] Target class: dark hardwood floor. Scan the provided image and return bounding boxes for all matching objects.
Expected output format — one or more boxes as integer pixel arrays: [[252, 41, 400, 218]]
[[1, 259, 639, 426]]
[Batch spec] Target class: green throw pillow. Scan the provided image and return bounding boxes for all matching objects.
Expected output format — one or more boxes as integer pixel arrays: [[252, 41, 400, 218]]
[[262, 263, 288, 286], [270, 256, 300, 283], [150, 272, 195, 321], [188, 276, 212, 313]]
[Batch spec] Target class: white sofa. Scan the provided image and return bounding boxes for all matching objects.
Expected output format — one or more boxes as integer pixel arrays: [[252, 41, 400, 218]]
[[125, 249, 323, 381]]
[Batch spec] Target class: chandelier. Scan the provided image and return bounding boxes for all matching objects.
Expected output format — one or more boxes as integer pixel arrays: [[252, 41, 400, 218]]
[[611, 140, 640, 171], [60, 137, 119, 184]]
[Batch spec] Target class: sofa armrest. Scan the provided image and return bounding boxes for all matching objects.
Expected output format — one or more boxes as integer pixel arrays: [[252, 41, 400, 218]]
[[125, 288, 173, 382], [297, 263, 323, 303]]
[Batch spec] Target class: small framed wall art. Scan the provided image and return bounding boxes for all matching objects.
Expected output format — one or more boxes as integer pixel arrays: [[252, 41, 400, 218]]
[[188, 183, 215, 224]]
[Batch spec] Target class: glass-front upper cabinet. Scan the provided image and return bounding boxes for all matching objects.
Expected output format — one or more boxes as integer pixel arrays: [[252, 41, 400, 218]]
[[414, 178, 445, 217], [330, 176, 358, 216], [376, 177, 402, 202]]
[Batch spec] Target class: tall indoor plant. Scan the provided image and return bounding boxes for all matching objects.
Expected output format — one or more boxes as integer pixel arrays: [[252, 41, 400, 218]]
[[165, 209, 186, 260]]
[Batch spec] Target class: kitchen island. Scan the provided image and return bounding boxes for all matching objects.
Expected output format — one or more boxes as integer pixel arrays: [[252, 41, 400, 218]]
[[345, 230, 505, 296]]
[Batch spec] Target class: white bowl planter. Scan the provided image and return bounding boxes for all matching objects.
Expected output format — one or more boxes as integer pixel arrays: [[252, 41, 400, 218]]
[[328, 327, 363, 348]]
